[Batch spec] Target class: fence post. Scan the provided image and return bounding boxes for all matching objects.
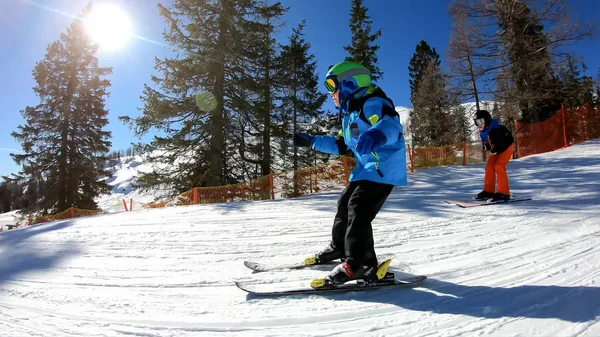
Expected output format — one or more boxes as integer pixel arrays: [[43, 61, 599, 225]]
[[269, 173, 275, 200], [584, 104, 589, 141], [462, 142, 467, 166], [69, 208, 75, 218], [561, 105, 568, 148], [514, 119, 521, 159], [408, 145, 415, 172], [129, 198, 133, 211], [343, 157, 349, 184], [122, 199, 128, 211], [193, 188, 198, 204], [406, 146, 410, 172]]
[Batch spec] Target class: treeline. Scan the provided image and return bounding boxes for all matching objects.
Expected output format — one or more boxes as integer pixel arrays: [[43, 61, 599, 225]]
[[4, 0, 597, 215], [408, 0, 598, 147], [108, 145, 145, 161], [117, 0, 384, 195]]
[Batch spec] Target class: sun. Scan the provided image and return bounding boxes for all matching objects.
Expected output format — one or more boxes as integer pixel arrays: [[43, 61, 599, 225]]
[[84, 3, 133, 50]]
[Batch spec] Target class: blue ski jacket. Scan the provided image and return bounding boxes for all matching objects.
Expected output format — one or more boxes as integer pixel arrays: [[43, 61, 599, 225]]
[[311, 87, 407, 186]]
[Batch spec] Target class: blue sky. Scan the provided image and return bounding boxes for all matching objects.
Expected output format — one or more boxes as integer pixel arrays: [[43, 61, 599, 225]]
[[1, 0, 598, 178]]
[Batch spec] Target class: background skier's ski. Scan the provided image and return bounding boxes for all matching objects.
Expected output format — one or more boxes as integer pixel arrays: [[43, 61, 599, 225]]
[[445, 197, 532, 208]]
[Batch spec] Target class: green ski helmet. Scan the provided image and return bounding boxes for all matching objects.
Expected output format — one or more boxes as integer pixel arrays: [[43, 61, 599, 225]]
[[324, 61, 372, 99]]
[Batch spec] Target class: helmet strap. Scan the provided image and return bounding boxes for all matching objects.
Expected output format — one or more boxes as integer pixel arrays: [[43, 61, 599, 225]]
[[337, 99, 349, 122]]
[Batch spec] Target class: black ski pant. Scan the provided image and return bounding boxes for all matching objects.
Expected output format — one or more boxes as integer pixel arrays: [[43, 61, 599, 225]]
[[331, 180, 394, 270]]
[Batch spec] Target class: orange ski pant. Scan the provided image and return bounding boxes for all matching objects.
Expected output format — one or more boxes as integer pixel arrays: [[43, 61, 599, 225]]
[[483, 144, 514, 195]]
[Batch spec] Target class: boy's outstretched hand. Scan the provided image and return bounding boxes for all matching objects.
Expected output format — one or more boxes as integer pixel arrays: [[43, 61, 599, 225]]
[[293, 133, 314, 148], [356, 129, 385, 155]]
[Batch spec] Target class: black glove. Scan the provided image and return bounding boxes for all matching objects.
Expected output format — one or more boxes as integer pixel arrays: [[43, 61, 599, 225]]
[[483, 142, 491, 151], [293, 133, 314, 148]]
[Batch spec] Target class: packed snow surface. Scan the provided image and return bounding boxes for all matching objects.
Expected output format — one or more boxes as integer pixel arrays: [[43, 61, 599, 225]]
[[1, 139, 600, 336]]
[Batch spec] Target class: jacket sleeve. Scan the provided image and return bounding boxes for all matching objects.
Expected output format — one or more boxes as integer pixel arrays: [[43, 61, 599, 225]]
[[489, 125, 514, 154], [313, 135, 344, 155], [362, 98, 403, 146]]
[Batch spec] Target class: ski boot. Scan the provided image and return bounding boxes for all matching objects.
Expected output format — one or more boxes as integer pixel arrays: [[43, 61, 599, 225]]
[[326, 262, 378, 284], [473, 190, 495, 201], [304, 241, 344, 266], [490, 192, 512, 202], [310, 259, 393, 288]]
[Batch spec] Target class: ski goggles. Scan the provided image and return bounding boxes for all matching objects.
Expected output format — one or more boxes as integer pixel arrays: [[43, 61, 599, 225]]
[[474, 118, 485, 127], [324, 76, 339, 93]]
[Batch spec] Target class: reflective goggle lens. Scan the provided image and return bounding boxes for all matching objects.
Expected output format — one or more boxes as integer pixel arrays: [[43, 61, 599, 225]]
[[474, 118, 485, 126], [325, 78, 337, 93]]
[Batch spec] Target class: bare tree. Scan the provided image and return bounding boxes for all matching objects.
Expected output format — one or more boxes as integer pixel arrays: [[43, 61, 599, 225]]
[[448, 0, 596, 121], [447, 0, 488, 111]]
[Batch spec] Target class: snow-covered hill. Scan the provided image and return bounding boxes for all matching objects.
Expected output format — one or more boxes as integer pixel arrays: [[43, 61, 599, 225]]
[[1, 138, 599, 336], [96, 154, 160, 213]]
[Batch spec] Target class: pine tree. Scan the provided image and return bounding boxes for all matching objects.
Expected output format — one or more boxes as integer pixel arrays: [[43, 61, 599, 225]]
[[495, 0, 557, 122], [10, 5, 112, 213], [120, 0, 281, 194], [411, 60, 455, 146], [408, 40, 441, 106], [228, 1, 287, 179], [451, 104, 471, 143], [493, 0, 594, 122], [276, 21, 328, 194], [344, 0, 383, 82], [555, 55, 595, 107], [0, 181, 11, 213]]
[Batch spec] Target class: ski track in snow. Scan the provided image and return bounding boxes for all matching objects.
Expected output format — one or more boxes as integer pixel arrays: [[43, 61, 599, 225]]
[[1, 140, 600, 336]]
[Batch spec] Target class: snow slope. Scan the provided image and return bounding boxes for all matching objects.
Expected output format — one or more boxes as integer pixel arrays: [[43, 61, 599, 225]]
[[96, 154, 162, 213], [0, 210, 19, 232], [1, 139, 599, 337]]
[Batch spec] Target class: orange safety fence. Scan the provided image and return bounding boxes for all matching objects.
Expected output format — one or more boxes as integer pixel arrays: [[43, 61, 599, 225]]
[[407, 142, 488, 171], [273, 157, 356, 198], [515, 104, 600, 158], [30, 207, 102, 225], [145, 175, 273, 208]]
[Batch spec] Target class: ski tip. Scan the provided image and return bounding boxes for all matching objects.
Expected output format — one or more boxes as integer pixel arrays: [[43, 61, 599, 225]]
[[243, 261, 257, 269], [243, 261, 268, 272], [406, 275, 428, 284]]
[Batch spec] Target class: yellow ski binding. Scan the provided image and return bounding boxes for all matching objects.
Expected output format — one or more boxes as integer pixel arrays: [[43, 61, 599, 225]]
[[376, 259, 392, 280], [304, 255, 317, 265], [310, 278, 326, 288]]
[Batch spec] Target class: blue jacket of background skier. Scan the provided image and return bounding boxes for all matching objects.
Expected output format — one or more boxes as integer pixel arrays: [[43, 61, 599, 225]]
[[311, 86, 407, 186], [479, 118, 514, 154], [479, 118, 500, 144]]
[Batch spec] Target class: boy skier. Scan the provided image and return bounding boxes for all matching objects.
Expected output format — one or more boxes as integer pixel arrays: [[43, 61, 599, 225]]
[[473, 109, 515, 201], [292, 61, 407, 284]]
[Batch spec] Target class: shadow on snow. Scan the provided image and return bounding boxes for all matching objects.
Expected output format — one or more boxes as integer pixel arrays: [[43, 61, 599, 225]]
[[0, 220, 81, 290]]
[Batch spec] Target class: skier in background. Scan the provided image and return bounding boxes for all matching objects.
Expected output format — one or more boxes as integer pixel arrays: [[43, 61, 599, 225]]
[[292, 61, 407, 284], [473, 109, 515, 202]]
